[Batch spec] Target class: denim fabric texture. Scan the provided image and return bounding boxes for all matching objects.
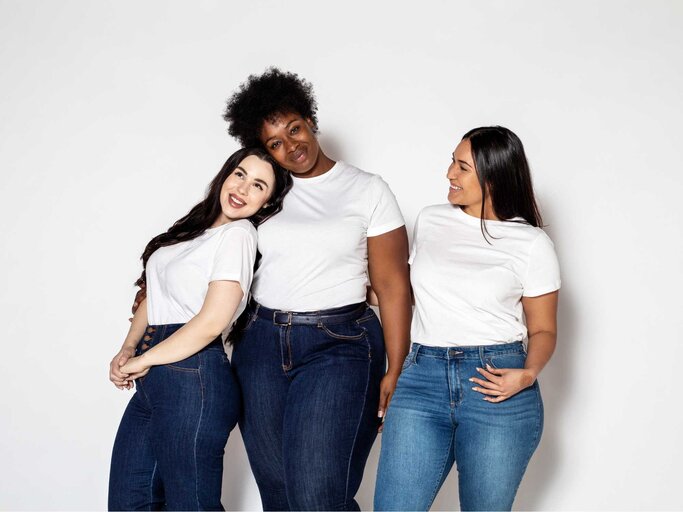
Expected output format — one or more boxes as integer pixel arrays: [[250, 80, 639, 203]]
[[231, 302, 385, 511], [108, 323, 240, 511], [374, 342, 543, 511]]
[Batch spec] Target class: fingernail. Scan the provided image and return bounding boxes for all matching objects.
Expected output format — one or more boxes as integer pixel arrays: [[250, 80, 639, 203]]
[[472, 387, 477, 391], [468, 378, 474, 382], [378, 410, 384, 418], [476, 367, 482, 372]]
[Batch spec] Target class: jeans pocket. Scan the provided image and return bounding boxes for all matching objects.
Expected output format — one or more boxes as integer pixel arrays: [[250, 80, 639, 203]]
[[319, 322, 367, 341], [401, 350, 416, 371], [485, 352, 526, 370]]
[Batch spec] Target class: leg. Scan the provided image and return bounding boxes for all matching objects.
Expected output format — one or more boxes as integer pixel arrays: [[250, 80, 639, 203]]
[[232, 317, 291, 511], [283, 314, 385, 511], [455, 352, 544, 511], [145, 348, 239, 511], [374, 351, 455, 511], [108, 384, 164, 511]]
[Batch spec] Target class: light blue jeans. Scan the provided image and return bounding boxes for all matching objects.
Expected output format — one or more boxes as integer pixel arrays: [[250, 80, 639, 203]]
[[374, 342, 543, 511]]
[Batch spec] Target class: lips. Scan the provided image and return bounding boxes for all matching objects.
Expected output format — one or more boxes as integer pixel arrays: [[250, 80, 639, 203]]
[[228, 194, 246, 208], [449, 184, 463, 191], [291, 147, 307, 164]]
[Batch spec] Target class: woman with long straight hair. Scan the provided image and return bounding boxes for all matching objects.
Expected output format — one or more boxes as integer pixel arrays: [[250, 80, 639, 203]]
[[223, 68, 412, 511], [374, 126, 561, 511], [107, 147, 292, 510]]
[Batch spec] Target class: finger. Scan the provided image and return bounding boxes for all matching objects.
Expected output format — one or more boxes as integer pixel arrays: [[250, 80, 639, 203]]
[[483, 395, 508, 403], [472, 386, 503, 396], [476, 367, 501, 384], [469, 377, 501, 390], [485, 364, 506, 375], [378, 390, 389, 419]]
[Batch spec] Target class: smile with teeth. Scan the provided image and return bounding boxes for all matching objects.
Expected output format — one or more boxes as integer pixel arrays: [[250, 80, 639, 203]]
[[228, 194, 246, 208], [450, 184, 463, 191]]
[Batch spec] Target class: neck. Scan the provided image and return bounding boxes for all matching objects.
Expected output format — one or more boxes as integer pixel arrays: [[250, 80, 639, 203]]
[[297, 150, 335, 179], [462, 202, 499, 221]]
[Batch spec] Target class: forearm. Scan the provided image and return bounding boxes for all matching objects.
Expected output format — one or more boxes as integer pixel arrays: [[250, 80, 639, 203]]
[[375, 283, 412, 375], [139, 314, 223, 367], [121, 300, 148, 349], [524, 330, 556, 380]]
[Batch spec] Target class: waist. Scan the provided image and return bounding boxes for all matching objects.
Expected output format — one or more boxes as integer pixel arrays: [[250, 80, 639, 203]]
[[140, 323, 223, 350], [410, 341, 525, 360], [250, 301, 368, 326]]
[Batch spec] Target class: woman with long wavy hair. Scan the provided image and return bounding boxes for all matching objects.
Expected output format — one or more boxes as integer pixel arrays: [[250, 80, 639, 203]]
[[107, 147, 292, 511]]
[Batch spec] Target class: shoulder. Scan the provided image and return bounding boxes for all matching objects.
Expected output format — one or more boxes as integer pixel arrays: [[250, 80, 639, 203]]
[[337, 161, 391, 189], [217, 220, 257, 243], [417, 204, 457, 224]]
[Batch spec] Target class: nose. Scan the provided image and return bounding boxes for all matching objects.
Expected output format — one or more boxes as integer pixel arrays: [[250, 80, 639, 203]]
[[236, 180, 249, 195], [447, 163, 458, 180], [284, 135, 297, 153]]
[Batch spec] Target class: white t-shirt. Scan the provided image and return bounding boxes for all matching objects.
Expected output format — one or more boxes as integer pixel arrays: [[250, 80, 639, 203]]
[[410, 204, 561, 347], [252, 161, 405, 311], [146, 219, 257, 327]]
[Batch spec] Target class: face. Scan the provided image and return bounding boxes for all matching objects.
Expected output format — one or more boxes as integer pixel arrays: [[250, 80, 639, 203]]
[[446, 138, 485, 217], [213, 155, 276, 226], [259, 112, 322, 177]]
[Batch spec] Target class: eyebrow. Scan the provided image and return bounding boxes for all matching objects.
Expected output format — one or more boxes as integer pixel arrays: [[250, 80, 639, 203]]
[[236, 166, 270, 188], [452, 154, 472, 168], [264, 117, 300, 143]]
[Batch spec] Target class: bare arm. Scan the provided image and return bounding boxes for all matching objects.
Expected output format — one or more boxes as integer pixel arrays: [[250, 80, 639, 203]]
[[367, 226, 412, 419], [471, 290, 559, 402], [109, 299, 148, 390], [120, 281, 243, 375]]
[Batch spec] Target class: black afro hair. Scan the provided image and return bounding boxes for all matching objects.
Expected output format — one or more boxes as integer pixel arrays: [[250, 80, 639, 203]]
[[223, 67, 319, 148]]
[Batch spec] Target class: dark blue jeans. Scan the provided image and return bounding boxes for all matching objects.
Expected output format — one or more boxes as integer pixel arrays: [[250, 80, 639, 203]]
[[374, 342, 543, 511], [231, 302, 385, 511], [108, 324, 240, 511]]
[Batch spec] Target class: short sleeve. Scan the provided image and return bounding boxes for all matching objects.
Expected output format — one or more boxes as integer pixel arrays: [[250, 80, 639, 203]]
[[408, 211, 422, 265], [210, 225, 257, 296], [367, 175, 405, 237], [522, 232, 561, 297]]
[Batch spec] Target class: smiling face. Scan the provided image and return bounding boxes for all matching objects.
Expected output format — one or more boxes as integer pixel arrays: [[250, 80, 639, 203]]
[[259, 112, 333, 178], [447, 138, 497, 220], [212, 155, 276, 227]]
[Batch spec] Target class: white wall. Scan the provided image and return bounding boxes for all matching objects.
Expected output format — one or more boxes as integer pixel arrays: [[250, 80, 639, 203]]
[[1, 0, 682, 509]]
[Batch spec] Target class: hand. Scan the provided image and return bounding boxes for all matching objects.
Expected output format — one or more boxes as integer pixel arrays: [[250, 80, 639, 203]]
[[109, 346, 135, 390], [378, 371, 400, 432], [469, 364, 536, 403], [120, 355, 150, 379]]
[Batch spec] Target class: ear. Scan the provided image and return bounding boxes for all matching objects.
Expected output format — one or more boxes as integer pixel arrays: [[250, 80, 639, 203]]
[[305, 117, 316, 130]]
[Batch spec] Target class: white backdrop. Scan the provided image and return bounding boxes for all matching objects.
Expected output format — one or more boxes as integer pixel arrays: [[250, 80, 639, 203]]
[[1, 0, 682, 510]]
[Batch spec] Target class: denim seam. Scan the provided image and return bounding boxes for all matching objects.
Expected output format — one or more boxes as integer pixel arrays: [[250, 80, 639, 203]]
[[343, 330, 371, 508], [193, 357, 206, 509], [514, 383, 543, 496], [165, 364, 200, 373], [149, 461, 157, 506], [427, 428, 455, 509]]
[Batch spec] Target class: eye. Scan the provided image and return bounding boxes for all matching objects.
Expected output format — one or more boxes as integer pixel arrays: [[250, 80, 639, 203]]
[[290, 126, 300, 135], [270, 141, 281, 150], [234, 170, 245, 178], [253, 183, 263, 191]]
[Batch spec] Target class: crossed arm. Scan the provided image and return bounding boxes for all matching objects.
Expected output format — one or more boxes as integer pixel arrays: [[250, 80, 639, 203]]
[[108, 281, 243, 389]]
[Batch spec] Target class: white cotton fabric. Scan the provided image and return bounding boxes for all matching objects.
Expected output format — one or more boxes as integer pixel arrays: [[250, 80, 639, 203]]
[[252, 161, 405, 311], [146, 219, 257, 325], [410, 204, 561, 347]]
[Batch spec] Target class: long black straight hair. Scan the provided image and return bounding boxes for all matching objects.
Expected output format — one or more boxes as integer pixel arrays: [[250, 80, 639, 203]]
[[134, 147, 292, 287], [462, 126, 543, 240]]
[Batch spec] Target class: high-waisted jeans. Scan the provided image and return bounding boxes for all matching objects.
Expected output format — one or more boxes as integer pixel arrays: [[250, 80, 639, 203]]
[[108, 324, 240, 511], [231, 301, 385, 511], [374, 342, 543, 511]]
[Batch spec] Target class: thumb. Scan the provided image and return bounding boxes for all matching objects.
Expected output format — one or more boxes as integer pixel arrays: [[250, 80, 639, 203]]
[[378, 390, 389, 418]]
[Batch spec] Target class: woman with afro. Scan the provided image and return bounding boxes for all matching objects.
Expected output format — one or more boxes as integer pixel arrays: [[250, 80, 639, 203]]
[[224, 68, 412, 511]]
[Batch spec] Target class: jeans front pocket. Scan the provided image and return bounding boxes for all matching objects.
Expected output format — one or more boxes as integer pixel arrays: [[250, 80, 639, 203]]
[[319, 322, 367, 341]]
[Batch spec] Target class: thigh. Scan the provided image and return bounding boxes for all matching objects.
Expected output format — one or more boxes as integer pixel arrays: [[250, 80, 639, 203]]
[[145, 351, 239, 511], [231, 317, 291, 510], [283, 319, 384, 511], [455, 353, 544, 511], [375, 353, 455, 511], [108, 387, 164, 511]]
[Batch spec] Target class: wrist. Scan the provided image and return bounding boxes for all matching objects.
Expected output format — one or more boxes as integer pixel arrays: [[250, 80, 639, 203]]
[[523, 367, 539, 385]]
